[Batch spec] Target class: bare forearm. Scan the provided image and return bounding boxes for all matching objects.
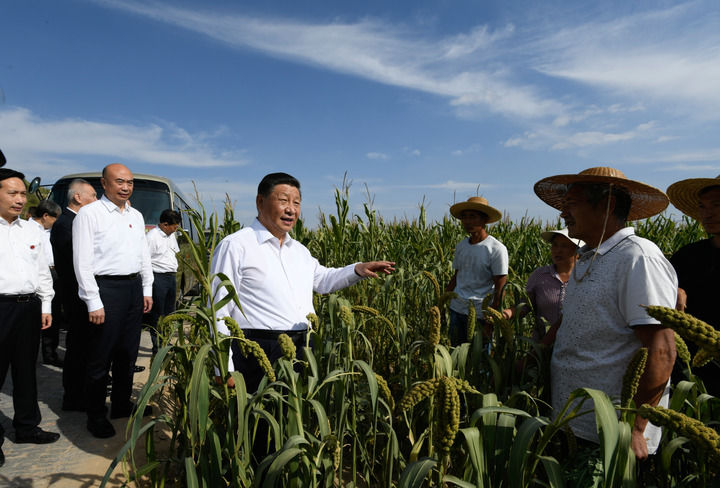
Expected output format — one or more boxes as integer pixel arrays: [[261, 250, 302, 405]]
[[632, 335, 676, 431]]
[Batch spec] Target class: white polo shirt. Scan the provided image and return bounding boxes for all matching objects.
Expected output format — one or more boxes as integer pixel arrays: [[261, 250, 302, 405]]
[[551, 227, 677, 453]]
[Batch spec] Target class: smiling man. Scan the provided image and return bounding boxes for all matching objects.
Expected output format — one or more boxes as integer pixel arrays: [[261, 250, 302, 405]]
[[211, 172, 395, 393], [73, 163, 153, 438], [534, 167, 677, 461], [667, 176, 720, 395]]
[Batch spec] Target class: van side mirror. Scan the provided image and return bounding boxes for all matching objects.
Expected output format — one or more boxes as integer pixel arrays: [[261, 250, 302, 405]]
[[29, 177, 42, 196]]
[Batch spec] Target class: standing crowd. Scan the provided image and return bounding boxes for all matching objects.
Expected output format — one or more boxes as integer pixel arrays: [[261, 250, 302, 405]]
[[0, 163, 181, 467], [0, 163, 718, 470]]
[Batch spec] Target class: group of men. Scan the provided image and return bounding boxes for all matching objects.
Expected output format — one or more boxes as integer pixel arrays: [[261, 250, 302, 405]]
[[0, 163, 182, 467], [446, 167, 719, 461], [1, 164, 718, 468]]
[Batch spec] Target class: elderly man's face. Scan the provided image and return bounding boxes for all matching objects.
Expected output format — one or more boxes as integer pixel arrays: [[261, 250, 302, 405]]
[[257, 184, 301, 240], [560, 185, 607, 244], [101, 164, 134, 208], [698, 187, 720, 235], [0, 177, 27, 223], [75, 183, 98, 207]]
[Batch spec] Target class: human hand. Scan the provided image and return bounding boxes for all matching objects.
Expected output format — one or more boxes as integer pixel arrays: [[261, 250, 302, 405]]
[[89, 308, 105, 325], [675, 288, 687, 312], [41, 313, 52, 330], [354, 261, 395, 278], [143, 296, 153, 313], [631, 428, 649, 460]]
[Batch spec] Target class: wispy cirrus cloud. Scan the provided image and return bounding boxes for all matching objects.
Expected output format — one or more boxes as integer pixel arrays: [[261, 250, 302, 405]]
[[0, 107, 247, 178], [91, 0, 567, 120], [366, 152, 389, 160]]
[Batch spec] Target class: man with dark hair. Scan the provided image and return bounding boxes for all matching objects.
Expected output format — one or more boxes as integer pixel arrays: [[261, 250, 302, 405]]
[[211, 172, 395, 394], [667, 176, 720, 394], [445, 196, 508, 346], [50, 178, 97, 411], [534, 166, 677, 460], [0, 169, 60, 467], [73, 163, 153, 438], [145, 208, 182, 354], [28, 199, 63, 366]]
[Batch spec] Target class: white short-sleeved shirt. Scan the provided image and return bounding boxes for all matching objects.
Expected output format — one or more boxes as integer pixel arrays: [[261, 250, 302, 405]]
[[450, 235, 508, 314], [146, 226, 179, 273], [551, 227, 677, 453]]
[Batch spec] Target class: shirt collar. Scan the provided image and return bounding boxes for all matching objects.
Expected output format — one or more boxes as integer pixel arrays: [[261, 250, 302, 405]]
[[579, 226, 634, 257], [0, 215, 23, 227], [100, 194, 130, 213], [251, 218, 294, 246]]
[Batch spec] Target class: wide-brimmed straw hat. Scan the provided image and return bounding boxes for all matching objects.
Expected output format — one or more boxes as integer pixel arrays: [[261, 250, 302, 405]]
[[533, 166, 669, 221], [449, 196, 502, 223], [666, 175, 720, 220], [540, 228, 585, 248]]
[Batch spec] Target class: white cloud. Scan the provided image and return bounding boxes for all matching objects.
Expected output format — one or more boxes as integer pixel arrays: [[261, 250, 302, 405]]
[[533, 3, 720, 113], [366, 152, 389, 160], [92, 0, 567, 120], [0, 107, 247, 180]]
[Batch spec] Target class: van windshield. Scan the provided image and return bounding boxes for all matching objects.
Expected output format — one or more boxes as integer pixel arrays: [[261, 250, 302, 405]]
[[49, 177, 172, 226]]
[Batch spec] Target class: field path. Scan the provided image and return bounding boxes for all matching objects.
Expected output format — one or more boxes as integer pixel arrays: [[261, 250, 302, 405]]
[[0, 330, 155, 488]]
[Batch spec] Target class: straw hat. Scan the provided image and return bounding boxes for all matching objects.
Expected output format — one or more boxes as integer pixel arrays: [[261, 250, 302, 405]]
[[540, 228, 585, 248], [666, 175, 720, 220], [449, 196, 502, 223], [533, 166, 669, 221]]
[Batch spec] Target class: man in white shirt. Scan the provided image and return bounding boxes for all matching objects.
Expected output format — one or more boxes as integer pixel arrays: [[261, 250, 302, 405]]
[[211, 172, 395, 394], [0, 169, 60, 468], [445, 196, 508, 346], [28, 199, 63, 366], [73, 164, 153, 438], [146, 208, 181, 354], [534, 167, 677, 461], [50, 178, 97, 411]]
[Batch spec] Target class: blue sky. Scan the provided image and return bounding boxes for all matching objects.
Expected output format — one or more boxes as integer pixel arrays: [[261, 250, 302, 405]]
[[2, 0, 719, 226]]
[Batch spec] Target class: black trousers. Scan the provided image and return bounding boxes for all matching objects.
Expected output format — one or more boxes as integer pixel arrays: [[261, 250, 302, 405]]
[[61, 287, 90, 406], [148, 272, 177, 350], [85, 276, 143, 419], [0, 296, 42, 442], [231, 329, 307, 393]]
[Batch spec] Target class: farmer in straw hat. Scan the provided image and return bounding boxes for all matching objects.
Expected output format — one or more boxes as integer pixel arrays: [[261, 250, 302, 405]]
[[667, 175, 720, 394], [534, 167, 677, 460], [445, 196, 508, 347]]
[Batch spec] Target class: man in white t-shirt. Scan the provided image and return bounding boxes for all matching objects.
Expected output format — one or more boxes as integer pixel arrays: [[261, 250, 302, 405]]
[[445, 196, 508, 346], [534, 166, 677, 460]]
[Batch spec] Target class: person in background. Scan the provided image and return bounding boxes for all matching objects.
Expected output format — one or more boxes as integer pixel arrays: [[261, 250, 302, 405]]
[[445, 196, 508, 346], [666, 175, 720, 394], [502, 228, 584, 345], [146, 209, 181, 355], [0, 169, 60, 468], [73, 163, 153, 438], [28, 199, 63, 366], [50, 178, 97, 411], [534, 166, 676, 460]]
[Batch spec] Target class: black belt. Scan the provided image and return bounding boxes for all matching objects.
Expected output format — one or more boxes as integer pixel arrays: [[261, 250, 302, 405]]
[[153, 271, 176, 275], [241, 328, 308, 341], [95, 273, 140, 281], [0, 293, 38, 303]]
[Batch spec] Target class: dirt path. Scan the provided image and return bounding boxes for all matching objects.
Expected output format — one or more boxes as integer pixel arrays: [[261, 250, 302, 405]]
[[0, 330, 155, 488]]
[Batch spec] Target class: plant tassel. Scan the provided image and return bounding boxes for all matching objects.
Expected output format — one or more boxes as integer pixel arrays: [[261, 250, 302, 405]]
[[278, 333, 296, 361], [621, 347, 648, 408], [638, 404, 720, 468], [644, 306, 720, 357], [428, 306, 441, 347]]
